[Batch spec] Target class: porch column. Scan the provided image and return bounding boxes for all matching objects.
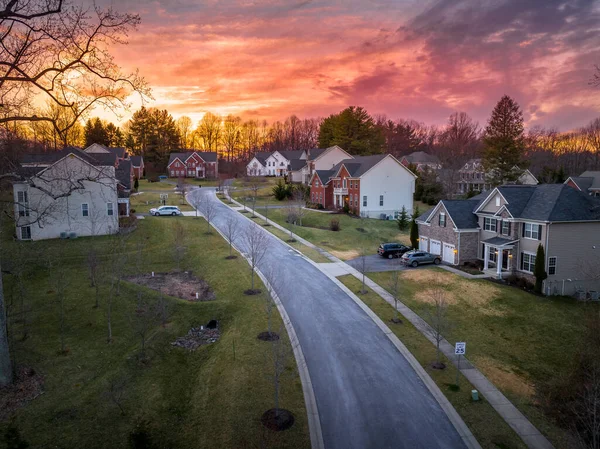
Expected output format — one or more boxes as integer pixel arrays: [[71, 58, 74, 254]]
[[484, 245, 489, 270], [496, 249, 503, 279], [126, 200, 130, 217]]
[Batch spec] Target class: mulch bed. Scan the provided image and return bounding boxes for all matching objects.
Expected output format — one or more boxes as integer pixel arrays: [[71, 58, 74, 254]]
[[261, 408, 295, 431], [172, 327, 220, 351], [257, 331, 280, 341], [390, 317, 403, 324], [225, 255, 238, 260], [0, 366, 44, 421], [126, 271, 215, 301], [430, 361, 446, 370], [244, 289, 261, 295]]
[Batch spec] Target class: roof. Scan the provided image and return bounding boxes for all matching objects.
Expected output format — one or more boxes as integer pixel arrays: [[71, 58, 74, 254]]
[[168, 151, 217, 166], [314, 169, 335, 184], [481, 236, 519, 246], [108, 147, 127, 159], [402, 151, 440, 164], [252, 151, 271, 166], [307, 148, 328, 159], [115, 159, 132, 189], [90, 152, 118, 167], [568, 176, 594, 191], [130, 155, 143, 167], [277, 150, 304, 160], [20, 147, 94, 166], [289, 159, 307, 171], [578, 171, 600, 190], [441, 199, 482, 229], [331, 154, 388, 178]]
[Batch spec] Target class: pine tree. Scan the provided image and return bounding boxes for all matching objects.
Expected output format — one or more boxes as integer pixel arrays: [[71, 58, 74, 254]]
[[482, 95, 526, 185], [84, 118, 109, 147], [412, 205, 421, 220], [134, 177, 139, 191], [397, 206, 409, 231], [534, 244, 547, 294], [410, 219, 419, 249]]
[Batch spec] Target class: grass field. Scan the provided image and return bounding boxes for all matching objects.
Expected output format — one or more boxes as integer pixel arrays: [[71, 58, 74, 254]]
[[130, 192, 195, 213], [337, 275, 527, 449], [367, 268, 589, 448], [230, 177, 283, 208], [1, 218, 309, 449], [255, 207, 409, 260]]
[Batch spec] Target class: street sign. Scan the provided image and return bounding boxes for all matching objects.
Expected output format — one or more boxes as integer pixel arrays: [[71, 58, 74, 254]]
[[455, 342, 466, 355]]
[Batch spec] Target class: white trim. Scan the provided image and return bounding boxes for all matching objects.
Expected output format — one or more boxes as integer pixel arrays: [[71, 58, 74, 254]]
[[429, 239, 442, 255], [455, 229, 479, 233], [493, 204, 513, 218], [523, 222, 541, 240], [473, 187, 508, 214], [520, 250, 536, 273]]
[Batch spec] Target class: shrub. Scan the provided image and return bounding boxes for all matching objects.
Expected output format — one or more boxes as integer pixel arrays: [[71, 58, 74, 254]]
[[397, 206, 409, 231], [317, 203, 324, 210], [329, 218, 340, 231], [342, 204, 350, 214], [427, 197, 436, 206], [134, 177, 139, 190], [272, 180, 292, 201]]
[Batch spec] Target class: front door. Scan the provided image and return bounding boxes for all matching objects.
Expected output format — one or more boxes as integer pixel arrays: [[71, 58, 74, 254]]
[[502, 249, 510, 270]]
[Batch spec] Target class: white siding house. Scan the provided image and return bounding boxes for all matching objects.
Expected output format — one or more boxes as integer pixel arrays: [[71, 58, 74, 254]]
[[14, 152, 119, 240]]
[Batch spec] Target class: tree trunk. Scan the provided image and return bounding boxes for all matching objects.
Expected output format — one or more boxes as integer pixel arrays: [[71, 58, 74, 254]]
[[0, 254, 14, 386], [107, 296, 113, 343]]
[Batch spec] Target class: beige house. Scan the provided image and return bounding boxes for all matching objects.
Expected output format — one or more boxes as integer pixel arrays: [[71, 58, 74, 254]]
[[456, 158, 538, 194], [14, 148, 120, 240], [417, 184, 600, 296]]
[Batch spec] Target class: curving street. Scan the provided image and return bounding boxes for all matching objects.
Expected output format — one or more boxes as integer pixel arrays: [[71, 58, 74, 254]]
[[188, 187, 468, 449]]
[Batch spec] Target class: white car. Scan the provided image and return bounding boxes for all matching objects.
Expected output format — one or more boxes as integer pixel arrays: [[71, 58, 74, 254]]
[[149, 205, 182, 216]]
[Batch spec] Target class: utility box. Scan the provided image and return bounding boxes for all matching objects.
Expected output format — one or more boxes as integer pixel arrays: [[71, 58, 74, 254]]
[[471, 390, 479, 401]]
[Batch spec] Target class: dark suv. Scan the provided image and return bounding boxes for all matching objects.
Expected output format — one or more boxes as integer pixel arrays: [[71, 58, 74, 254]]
[[378, 243, 411, 259], [400, 250, 441, 267]]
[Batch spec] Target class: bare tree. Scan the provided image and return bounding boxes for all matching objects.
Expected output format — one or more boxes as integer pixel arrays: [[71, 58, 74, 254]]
[[172, 221, 187, 269], [283, 202, 299, 242], [197, 194, 218, 233], [46, 250, 70, 354], [106, 230, 129, 343], [130, 294, 159, 360], [0, 207, 13, 385], [243, 225, 269, 294], [87, 245, 101, 309], [356, 245, 371, 295], [0, 0, 150, 146], [176, 116, 193, 149], [106, 376, 127, 416], [196, 112, 222, 152], [292, 190, 306, 227], [249, 181, 261, 217], [223, 213, 240, 259], [156, 294, 170, 328], [427, 285, 451, 369], [387, 263, 403, 324]]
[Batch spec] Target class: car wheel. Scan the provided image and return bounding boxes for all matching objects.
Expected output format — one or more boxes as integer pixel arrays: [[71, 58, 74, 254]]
[[154, 212, 159, 217], [411, 261, 418, 268], [172, 212, 177, 216], [388, 254, 393, 259], [434, 258, 441, 265]]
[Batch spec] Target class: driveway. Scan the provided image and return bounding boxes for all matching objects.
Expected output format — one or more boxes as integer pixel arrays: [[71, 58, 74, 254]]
[[346, 254, 408, 273], [188, 188, 467, 449]]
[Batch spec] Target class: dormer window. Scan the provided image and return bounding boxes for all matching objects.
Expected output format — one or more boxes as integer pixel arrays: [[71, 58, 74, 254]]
[[439, 212, 446, 227], [495, 196, 500, 207]]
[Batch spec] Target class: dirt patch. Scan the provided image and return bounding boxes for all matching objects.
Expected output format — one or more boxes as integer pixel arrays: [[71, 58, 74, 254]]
[[244, 288, 262, 295], [415, 288, 458, 305], [475, 356, 534, 399], [126, 271, 215, 301], [172, 327, 220, 351], [257, 331, 280, 341], [261, 408, 295, 431], [0, 366, 44, 421], [330, 249, 360, 260]]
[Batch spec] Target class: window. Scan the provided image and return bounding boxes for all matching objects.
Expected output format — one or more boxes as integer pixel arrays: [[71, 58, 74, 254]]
[[489, 247, 497, 263], [20, 226, 31, 240], [343, 178, 347, 188], [82, 203, 89, 217], [501, 220, 510, 236], [439, 212, 446, 227], [484, 217, 496, 232], [107, 202, 114, 216], [349, 180, 353, 189], [548, 257, 557, 275], [521, 252, 536, 272], [315, 180, 319, 188], [319, 193, 322, 204], [495, 196, 500, 207], [17, 191, 29, 217], [363, 196, 367, 207], [350, 197, 353, 206], [355, 194, 358, 206], [523, 222, 541, 240], [379, 195, 384, 206]]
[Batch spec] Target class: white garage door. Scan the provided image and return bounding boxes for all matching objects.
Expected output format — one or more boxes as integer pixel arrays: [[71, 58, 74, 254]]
[[443, 243, 455, 264], [419, 236, 428, 251], [430, 240, 441, 255]]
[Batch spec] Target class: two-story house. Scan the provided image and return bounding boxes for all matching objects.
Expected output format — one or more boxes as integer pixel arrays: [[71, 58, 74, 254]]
[[416, 184, 600, 295], [14, 148, 120, 240], [167, 151, 218, 179], [297, 146, 353, 184], [246, 150, 305, 177], [400, 151, 442, 172], [565, 171, 600, 197], [308, 154, 416, 219], [456, 158, 538, 194]]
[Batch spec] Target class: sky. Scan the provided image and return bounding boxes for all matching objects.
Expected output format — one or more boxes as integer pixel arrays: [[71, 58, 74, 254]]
[[99, 0, 600, 130]]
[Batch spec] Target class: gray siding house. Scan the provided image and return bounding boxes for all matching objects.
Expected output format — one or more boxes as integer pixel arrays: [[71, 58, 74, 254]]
[[417, 184, 600, 296]]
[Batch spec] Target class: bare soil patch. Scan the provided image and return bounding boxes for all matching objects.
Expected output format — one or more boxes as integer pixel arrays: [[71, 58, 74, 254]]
[[261, 408, 295, 431], [126, 271, 215, 301], [330, 249, 360, 260], [172, 326, 220, 351], [257, 331, 280, 341], [0, 366, 44, 421], [474, 355, 534, 398]]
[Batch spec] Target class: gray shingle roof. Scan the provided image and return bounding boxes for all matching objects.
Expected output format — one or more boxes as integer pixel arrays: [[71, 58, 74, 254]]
[[576, 171, 600, 190], [307, 148, 328, 159], [130, 155, 143, 167], [277, 150, 304, 160], [289, 159, 306, 171], [314, 169, 335, 184], [402, 151, 440, 164], [90, 152, 118, 167], [481, 236, 519, 246], [115, 159, 132, 189], [569, 176, 594, 191], [252, 151, 271, 166], [331, 154, 387, 178], [442, 199, 481, 228]]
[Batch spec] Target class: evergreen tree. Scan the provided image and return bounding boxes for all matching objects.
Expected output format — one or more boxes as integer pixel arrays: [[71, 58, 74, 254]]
[[84, 117, 109, 147], [412, 205, 421, 220], [534, 244, 547, 294], [482, 95, 526, 185], [134, 177, 139, 190], [318, 106, 384, 155], [397, 206, 409, 231], [410, 219, 419, 249], [105, 122, 124, 147]]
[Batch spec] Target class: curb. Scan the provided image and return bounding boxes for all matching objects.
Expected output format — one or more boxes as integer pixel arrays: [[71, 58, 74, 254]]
[[189, 189, 325, 449]]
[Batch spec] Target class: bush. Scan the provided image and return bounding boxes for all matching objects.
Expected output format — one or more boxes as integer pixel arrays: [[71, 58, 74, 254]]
[[427, 197, 436, 206], [342, 204, 350, 214], [317, 203, 324, 210], [329, 218, 340, 231], [272, 180, 293, 201]]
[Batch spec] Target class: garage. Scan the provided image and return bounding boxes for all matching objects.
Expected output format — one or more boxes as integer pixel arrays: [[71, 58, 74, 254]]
[[419, 236, 428, 251], [443, 243, 456, 264], [430, 239, 441, 255]]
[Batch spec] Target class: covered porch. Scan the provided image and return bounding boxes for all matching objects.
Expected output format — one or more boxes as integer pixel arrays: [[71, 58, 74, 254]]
[[482, 237, 518, 279]]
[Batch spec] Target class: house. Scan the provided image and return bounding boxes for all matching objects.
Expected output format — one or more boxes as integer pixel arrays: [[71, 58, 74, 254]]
[[308, 154, 416, 218], [131, 155, 144, 180], [416, 184, 600, 295], [14, 148, 121, 240], [298, 146, 354, 184], [456, 158, 538, 194], [565, 171, 600, 197], [167, 151, 218, 179], [400, 151, 442, 172], [83, 143, 129, 161], [246, 150, 305, 177]]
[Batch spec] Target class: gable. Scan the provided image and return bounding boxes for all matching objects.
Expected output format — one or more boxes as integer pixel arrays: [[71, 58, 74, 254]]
[[360, 154, 417, 180], [84, 143, 110, 154]]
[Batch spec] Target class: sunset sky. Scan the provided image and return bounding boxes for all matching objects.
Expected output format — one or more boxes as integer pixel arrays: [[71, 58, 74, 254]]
[[101, 0, 600, 130]]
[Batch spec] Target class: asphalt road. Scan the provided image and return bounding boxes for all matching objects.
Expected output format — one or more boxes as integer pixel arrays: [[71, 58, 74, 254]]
[[188, 187, 466, 449]]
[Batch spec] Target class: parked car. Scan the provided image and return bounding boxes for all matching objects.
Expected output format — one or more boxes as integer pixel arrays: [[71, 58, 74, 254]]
[[378, 243, 411, 259], [149, 205, 182, 216], [400, 250, 441, 267], [158, 175, 168, 180]]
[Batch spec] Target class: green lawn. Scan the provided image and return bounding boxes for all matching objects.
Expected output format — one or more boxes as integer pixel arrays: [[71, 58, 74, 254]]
[[255, 207, 409, 260], [337, 275, 527, 449], [230, 177, 280, 208], [131, 192, 195, 214], [367, 268, 588, 448], [1, 218, 309, 449], [136, 179, 177, 192]]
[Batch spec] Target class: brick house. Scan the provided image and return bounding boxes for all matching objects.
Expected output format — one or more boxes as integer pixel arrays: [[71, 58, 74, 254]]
[[416, 184, 600, 295], [167, 151, 218, 179], [308, 154, 416, 218], [131, 155, 144, 179], [564, 171, 600, 197]]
